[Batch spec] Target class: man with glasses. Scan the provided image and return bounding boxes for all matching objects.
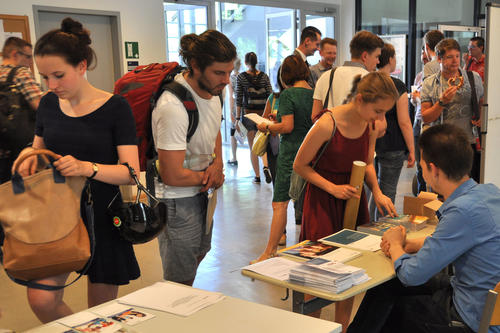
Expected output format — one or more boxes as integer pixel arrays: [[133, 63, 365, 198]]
[[462, 36, 485, 82], [421, 38, 483, 183]]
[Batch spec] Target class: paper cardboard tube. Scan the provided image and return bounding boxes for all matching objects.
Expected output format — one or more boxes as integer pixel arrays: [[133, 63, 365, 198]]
[[343, 161, 367, 230]]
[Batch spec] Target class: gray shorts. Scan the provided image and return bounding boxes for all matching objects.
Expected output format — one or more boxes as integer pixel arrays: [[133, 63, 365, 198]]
[[157, 193, 213, 282]]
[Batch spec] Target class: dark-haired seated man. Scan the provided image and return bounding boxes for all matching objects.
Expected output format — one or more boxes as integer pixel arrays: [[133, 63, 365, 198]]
[[348, 124, 500, 333]]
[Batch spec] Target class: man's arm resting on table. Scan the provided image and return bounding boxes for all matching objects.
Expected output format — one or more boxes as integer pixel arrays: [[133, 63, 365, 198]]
[[157, 149, 204, 187]]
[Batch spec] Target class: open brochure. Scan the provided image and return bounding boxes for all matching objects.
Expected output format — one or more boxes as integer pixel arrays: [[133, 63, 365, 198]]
[[92, 303, 155, 326], [242, 257, 302, 281], [319, 229, 381, 252], [57, 311, 122, 333], [278, 240, 361, 262], [243, 113, 273, 126]]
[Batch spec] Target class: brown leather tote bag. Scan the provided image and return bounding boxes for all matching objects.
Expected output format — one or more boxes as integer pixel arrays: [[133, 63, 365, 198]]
[[0, 149, 93, 289]]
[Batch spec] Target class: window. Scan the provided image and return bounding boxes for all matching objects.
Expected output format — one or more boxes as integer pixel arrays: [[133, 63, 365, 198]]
[[165, 3, 208, 63]]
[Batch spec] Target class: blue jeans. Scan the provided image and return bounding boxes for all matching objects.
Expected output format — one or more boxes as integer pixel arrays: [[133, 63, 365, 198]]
[[370, 150, 407, 221], [157, 193, 212, 282]]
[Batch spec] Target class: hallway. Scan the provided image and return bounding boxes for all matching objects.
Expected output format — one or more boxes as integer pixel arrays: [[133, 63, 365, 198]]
[[0, 144, 415, 331]]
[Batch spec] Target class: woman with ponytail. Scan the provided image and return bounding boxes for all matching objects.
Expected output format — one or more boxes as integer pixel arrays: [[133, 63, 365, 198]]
[[293, 72, 399, 331], [13, 17, 140, 322], [235, 52, 273, 183]]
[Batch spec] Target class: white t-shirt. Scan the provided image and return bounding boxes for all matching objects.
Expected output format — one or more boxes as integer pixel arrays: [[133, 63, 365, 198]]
[[313, 62, 368, 108], [152, 73, 222, 199]]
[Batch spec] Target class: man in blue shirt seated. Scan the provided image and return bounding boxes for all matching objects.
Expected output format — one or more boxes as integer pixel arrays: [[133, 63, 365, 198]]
[[348, 123, 500, 333]]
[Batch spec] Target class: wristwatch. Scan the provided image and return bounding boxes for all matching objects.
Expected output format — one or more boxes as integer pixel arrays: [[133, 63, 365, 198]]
[[88, 163, 99, 179], [438, 99, 447, 107]]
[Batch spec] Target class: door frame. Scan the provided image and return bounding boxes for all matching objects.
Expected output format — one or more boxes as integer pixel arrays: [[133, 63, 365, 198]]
[[32, 5, 124, 81]]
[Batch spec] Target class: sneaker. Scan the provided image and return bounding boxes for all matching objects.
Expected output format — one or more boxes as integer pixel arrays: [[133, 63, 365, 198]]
[[227, 159, 238, 166], [252, 177, 261, 184], [263, 167, 272, 183]]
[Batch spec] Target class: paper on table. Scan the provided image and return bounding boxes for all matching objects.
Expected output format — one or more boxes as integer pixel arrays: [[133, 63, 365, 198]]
[[242, 257, 302, 281], [92, 303, 155, 326], [319, 247, 361, 263], [118, 282, 225, 317], [244, 113, 273, 126], [57, 311, 121, 332]]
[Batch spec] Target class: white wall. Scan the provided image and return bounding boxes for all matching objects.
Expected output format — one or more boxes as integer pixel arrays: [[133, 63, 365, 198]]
[[0, 0, 167, 76]]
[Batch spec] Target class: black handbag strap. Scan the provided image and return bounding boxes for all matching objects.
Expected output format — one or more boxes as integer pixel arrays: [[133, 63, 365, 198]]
[[312, 111, 337, 169], [123, 162, 160, 206], [6, 181, 96, 291], [466, 70, 480, 121], [323, 67, 337, 109]]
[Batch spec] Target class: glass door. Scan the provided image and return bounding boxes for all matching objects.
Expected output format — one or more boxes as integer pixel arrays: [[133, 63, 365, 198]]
[[302, 13, 335, 66], [438, 25, 484, 67], [265, 10, 296, 91]]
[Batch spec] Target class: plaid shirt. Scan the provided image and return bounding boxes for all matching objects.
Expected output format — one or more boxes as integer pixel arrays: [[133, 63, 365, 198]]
[[0, 64, 43, 102]]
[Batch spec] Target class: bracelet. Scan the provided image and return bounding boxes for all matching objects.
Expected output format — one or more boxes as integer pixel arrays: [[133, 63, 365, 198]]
[[438, 99, 447, 107]]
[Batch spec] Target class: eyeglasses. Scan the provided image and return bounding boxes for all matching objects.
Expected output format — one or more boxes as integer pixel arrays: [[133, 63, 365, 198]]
[[17, 51, 33, 59]]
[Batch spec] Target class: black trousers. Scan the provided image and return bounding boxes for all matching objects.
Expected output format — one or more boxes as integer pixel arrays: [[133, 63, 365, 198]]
[[347, 273, 474, 333]]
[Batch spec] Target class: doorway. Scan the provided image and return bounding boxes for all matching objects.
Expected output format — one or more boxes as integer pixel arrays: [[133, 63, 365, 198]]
[[33, 6, 122, 93]]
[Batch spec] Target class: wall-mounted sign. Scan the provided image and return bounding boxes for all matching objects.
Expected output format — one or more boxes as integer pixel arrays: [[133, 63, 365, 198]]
[[125, 41, 139, 59], [127, 61, 139, 72]]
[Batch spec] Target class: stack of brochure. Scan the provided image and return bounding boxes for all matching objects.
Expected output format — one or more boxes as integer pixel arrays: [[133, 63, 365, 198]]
[[289, 258, 371, 293]]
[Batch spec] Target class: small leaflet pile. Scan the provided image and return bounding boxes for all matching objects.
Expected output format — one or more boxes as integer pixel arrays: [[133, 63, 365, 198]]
[[289, 258, 371, 293]]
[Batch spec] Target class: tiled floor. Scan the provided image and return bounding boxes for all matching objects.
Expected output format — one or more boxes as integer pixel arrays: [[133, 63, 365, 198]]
[[0, 144, 415, 331]]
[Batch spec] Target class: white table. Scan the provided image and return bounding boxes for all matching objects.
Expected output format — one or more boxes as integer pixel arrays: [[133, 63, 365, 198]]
[[26, 283, 342, 333]]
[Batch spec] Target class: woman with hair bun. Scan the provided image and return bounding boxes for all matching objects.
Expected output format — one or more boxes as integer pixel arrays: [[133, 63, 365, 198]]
[[293, 71, 399, 330], [235, 52, 273, 183], [13, 17, 140, 322]]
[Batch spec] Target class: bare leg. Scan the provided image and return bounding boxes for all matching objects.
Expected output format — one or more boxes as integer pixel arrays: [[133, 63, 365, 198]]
[[247, 130, 260, 178], [230, 135, 237, 162], [27, 273, 72, 323], [262, 153, 268, 168], [88, 281, 119, 308], [335, 297, 354, 333], [252, 200, 289, 263]]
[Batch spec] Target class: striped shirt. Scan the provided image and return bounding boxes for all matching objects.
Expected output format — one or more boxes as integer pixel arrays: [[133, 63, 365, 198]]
[[236, 71, 272, 110]]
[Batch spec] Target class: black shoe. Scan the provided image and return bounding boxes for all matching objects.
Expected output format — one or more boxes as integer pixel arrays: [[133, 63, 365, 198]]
[[263, 167, 272, 183], [227, 160, 238, 166], [253, 177, 261, 184]]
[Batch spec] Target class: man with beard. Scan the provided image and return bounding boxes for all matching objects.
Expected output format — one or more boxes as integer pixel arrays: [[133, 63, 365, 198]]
[[152, 30, 236, 286]]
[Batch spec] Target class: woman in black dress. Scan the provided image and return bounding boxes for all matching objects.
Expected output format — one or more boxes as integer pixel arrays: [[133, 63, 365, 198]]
[[14, 18, 140, 322]]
